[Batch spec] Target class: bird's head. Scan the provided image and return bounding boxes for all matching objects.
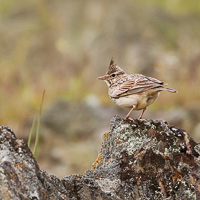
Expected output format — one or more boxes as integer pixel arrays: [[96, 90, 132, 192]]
[[98, 58, 125, 86]]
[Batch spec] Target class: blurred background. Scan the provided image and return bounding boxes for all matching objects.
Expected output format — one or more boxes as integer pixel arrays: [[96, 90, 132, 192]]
[[0, 0, 200, 178]]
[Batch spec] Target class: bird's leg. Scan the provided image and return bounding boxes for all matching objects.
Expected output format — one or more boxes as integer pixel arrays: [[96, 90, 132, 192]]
[[138, 108, 146, 119], [125, 105, 136, 120]]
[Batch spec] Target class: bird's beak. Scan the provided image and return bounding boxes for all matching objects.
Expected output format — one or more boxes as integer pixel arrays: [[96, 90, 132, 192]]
[[97, 75, 108, 80]]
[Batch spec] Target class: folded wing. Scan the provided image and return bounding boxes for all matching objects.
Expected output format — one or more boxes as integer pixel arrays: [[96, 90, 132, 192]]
[[110, 74, 165, 98]]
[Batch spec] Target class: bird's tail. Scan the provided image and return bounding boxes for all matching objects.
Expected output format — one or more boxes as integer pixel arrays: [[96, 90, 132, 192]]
[[162, 87, 178, 93]]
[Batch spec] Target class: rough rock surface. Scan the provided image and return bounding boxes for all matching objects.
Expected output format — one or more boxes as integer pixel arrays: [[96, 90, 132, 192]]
[[0, 116, 200, 200]]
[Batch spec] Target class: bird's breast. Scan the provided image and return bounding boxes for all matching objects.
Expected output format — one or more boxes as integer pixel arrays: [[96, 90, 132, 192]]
[[111, 91, 160, 110]]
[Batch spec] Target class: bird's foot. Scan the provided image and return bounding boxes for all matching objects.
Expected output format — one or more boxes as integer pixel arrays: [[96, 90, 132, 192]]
[[125, 116, 133, 121]]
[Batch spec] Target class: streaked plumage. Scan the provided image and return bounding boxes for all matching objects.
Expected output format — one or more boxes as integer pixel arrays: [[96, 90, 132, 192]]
[[98, 58, 177, 119]]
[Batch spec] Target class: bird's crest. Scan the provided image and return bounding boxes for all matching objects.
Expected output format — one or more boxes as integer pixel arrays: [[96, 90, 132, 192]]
[[107, 58, 124, 75], [110, 57, 115, 66]]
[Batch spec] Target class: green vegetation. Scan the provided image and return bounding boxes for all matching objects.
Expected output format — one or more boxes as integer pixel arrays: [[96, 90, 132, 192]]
[[28, 109, 38, 148], [28, 90, 45, 158]]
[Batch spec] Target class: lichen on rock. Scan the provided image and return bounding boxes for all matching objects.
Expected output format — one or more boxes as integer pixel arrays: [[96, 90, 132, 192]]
[[1, 116, 200, 199], [86, 116, 200, 199]]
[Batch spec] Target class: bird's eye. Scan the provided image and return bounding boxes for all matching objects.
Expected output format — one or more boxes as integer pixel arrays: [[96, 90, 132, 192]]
[[112, 74, 116, 77]]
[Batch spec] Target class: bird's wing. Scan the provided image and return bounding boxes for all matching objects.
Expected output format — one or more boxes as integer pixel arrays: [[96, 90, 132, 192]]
[[110, 74, 164, 98]]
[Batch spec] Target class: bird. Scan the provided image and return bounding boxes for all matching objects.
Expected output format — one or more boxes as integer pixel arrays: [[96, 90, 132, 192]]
[[98, 58, 177, 120]]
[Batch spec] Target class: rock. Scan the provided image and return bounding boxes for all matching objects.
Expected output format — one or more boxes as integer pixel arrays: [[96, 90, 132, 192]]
[[0, 116, 200, 199]]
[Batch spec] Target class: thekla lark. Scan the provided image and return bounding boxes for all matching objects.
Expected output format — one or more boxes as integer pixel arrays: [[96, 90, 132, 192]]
[[98, 58, 177, 119]]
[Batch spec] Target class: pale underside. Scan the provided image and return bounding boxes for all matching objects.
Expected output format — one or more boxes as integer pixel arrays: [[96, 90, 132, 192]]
[[111, 90, 160, 110]]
